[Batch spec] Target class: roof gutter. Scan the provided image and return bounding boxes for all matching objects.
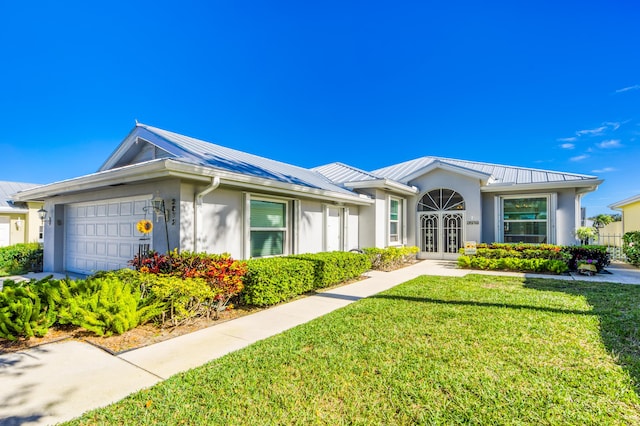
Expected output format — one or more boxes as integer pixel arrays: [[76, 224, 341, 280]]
[[480, 179, 603, 194], [343, 179, 418, 196], [194, 177, 220, 252]]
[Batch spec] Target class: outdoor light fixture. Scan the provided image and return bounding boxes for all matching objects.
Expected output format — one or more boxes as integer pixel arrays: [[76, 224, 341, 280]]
[[15, 218, 23, 230], [151, 196, 166, 218], [37, 208, 51, 225]]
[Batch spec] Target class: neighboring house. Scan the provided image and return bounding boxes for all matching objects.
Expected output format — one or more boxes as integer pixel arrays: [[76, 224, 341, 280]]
[[609, 194, 640, 234], [12, 124, 602, 275], [0, 181, 43, 247]]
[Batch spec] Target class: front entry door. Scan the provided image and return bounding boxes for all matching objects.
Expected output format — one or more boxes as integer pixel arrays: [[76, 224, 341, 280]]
[[419, 212, 464, 258]]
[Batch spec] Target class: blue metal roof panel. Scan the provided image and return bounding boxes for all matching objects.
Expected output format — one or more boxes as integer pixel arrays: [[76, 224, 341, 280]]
[[0, 181, 41, 210], [372, 156, 598, 186], [138, 125, 356, 196]]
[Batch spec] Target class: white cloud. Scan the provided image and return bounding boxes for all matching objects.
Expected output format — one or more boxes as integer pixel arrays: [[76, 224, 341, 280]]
[[576, 126, 607, 136], [591, 167, 616, 173], [560, 143, 575, 149], [557, 137, 577, 142], [597, 139, 622, 148], [604, 121, 621, 131], [615, 85, 640, 93], [570, 154, 589, 161]]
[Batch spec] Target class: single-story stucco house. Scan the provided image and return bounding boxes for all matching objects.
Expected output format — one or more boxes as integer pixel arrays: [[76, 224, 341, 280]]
[[0, 181, 43, 247], [609, 194, 640, 234], [12, 124, 603, 275]]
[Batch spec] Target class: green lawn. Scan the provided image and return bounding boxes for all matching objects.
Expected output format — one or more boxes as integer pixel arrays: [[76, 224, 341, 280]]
[[70, 275, 640, 425]]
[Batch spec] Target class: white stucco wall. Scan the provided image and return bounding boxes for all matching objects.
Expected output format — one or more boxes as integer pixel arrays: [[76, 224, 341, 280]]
[[406, 168, 483, 250], [298, 200, 324, 254], [197, 187, 243, 258]]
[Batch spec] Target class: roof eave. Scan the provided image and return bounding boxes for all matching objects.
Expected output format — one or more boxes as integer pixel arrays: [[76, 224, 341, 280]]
[[343, 179, 418, 196], [480, 179, 604, 194], [608, 193, 640, 210], [13, 159, 374, 206]]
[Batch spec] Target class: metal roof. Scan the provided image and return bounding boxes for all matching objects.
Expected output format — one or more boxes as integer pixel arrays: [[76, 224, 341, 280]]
[[372, 156, 599, 185], [311, 162, 383, 184], [136, 124, 357, 196], [0, 181, 40, 212]]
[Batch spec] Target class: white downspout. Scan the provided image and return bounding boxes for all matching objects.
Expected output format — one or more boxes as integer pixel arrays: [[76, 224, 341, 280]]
[[194, 176, 220, 252]]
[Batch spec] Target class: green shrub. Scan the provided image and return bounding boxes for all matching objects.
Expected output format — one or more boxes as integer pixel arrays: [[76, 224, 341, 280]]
[[289, 251, 371, 288], [562, 245, 610, 272], [131, 250, 248, 316], [242, 257, 316, 307], [623, 231, 640, 266], [457, 255, 569, 274], [363, 246, 419, 270], [57, 276, 163, 337], [145, 275, 216, 325], [0, 243, 43, 275], [0, 277, 58, 340]]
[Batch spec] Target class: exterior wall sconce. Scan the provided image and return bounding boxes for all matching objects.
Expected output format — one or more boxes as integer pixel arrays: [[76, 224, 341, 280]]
[[151, 196, 166, 218], [15, 218, 23, 230], [38, 208, 51, 225]]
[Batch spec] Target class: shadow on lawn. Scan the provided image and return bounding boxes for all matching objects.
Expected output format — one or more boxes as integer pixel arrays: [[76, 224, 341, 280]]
[[523, 277, 640, 396]]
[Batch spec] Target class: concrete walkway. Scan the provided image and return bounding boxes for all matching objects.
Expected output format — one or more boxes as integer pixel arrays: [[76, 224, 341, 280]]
[[1, 260, 639, 425]]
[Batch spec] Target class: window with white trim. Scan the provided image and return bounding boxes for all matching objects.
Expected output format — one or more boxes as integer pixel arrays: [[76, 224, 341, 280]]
[[502, 196, 549, 243], [389, 198, 402, 244], [250, 199, 288, 257]]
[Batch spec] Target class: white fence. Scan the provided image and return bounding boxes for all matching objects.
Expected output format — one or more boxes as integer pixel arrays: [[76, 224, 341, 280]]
[[599, 233, 626, 261]]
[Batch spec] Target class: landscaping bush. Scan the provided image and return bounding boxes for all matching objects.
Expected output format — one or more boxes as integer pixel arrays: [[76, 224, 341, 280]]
[[457, 243, 570, 274], [289, 251, 371, 288], [0, 277, 59, 340], [242, 257, 316, 307], [457, 255, 569, 274], [623, 231, 640, 266], [131, 250, 248, 317], [363, 246, 419, 270], [56, 276, 163, 337], [562, 245, 611, 272], [0, 243, 43, 275]]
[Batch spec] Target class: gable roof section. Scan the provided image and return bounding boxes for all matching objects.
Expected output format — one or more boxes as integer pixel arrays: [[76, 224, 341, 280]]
[[0, 181, 40, 213], [312, 162, 418, 195], [372, 156, 601, 192], [102, 124, 357, 197], [609, 194, 640, 210]]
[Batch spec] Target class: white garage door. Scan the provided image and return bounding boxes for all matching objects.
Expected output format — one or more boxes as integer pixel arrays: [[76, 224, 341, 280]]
[[65, 196, 152, 275], [0, 217, 10, 247]]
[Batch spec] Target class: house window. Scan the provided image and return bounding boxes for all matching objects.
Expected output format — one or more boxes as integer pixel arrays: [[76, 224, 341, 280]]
[[389, 198, 402, 244], [502, 196, 548, 243], [250, 199, 287, 257]]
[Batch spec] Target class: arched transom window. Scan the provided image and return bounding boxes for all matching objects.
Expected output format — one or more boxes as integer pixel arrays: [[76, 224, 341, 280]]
[[417, 188, 465, 211]]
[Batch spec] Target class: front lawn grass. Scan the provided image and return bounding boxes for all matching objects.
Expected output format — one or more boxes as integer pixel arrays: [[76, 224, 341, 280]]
[[70, 275, 640, 425]]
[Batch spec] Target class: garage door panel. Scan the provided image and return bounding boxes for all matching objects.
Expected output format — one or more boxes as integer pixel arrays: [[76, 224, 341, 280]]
[[65, 196, 151, 275]]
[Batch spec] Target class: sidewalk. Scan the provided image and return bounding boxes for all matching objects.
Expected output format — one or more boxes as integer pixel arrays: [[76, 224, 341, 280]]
[[1, 260, 639, 425]]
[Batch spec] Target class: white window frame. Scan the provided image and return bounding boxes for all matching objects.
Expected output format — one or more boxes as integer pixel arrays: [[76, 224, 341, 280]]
[[496, 193, 556, 244], [247, 195, 290, 258], [388, 196, 404, 246]]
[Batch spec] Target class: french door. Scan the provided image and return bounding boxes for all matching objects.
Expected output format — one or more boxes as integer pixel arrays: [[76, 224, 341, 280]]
[[419, 212, 464, 258]]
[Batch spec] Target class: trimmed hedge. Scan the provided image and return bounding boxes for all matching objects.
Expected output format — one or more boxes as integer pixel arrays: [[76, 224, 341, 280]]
[[242, 258, 316, 307], [457, 255, 569, 274], [363, 246, 419, 271], [289, 251, 371, 288], [0, 243, 43, 275]]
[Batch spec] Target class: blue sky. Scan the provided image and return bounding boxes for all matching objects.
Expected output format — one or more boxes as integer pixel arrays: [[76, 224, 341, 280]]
[[1, 1, 639, 215]]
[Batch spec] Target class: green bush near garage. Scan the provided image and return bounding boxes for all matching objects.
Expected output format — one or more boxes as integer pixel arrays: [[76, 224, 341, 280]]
[[0, 243, 43, 276]]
